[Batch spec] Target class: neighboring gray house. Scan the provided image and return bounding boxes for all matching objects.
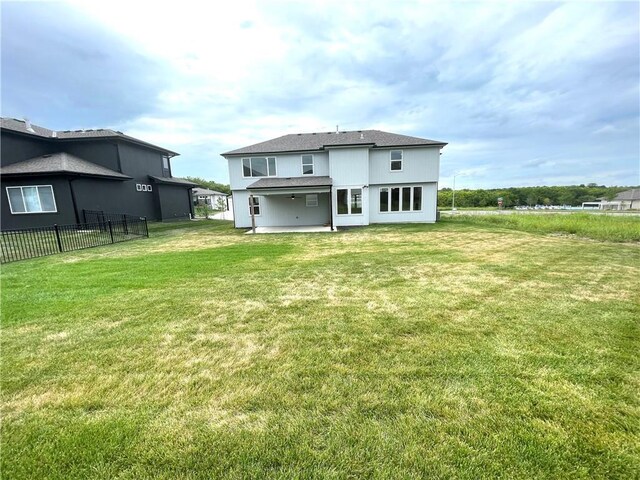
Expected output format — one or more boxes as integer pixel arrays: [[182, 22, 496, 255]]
[[222, 129, 446, 229], [192, 187, 228, 209], [1, 118, 197, 230]]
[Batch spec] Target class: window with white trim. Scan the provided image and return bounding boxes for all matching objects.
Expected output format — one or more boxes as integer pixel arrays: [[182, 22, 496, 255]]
[[6, 185, 57, 214], [379, 186, 422, 212], [390, 150, 403, 171], [248, 196, 261, 216], [306, 194, 318, 207], [301, 154, 314, 175], [242, 157, 276, 177], [336, 188, 363, 215]]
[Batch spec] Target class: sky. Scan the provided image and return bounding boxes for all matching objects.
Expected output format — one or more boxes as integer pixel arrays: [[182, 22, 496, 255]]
[[1, 0, 639, 189]]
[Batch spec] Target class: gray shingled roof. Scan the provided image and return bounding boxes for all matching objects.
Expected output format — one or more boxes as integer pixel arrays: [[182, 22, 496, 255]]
[[614, 188, 640, 201], [0, 152, 131, 179], [1, 118, 179, 156], [247, 176, 333, 189], [193, 187, 228, 196], [223, 130, 447, 156], [149, 176, 199, 187]]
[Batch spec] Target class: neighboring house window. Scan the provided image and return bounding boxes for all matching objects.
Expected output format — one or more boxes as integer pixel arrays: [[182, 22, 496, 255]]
[[162, 155, 170, 176], [336, 188, 363, 215], [302, 154, 314, 175], [242, 157, 276, 177], [390, 150, 403, 171], [306, 194, 318, 207], [6, 185, 57, 214], [379, 186, 422, 212], [248, 196, 261, 216]]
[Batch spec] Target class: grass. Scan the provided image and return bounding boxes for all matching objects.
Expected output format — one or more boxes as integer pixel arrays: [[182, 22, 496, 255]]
[[447, 212, 640, 242], [1, 217, 639, 479]]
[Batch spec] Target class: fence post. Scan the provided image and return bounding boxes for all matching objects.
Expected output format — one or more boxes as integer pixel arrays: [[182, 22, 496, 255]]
[[144, 218, 149, 237], [108, 220, 114, 244], [54, 224, 63, 252], [123, 214, 129, 235]]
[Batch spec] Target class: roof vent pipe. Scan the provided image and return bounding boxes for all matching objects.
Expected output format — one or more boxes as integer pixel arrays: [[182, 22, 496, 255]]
[[24, 118, 35, 133], [360, 133, 364, 139], [51, 131, 57, 138], [336, 125, 339, 134]]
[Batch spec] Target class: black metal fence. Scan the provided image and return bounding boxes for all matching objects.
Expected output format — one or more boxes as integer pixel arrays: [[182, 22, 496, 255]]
[[1, 212, 148, 264]]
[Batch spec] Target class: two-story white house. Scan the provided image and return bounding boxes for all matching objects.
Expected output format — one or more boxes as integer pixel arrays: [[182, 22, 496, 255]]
[[222, 130, 447, 229]]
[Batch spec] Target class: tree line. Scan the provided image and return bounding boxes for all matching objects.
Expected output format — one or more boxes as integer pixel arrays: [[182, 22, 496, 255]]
[[437, 184, 635, 208], [184, 177, 231, 195]]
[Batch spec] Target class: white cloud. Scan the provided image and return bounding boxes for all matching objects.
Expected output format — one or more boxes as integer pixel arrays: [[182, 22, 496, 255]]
[[7, 0, 638, 187]]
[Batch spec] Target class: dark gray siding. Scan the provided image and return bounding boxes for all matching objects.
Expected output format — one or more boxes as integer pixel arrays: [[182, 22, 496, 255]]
[[61, 140, 120, 172], [157, 184, 192, 221], [1, 133, 54, 166], [1, 176, 76, 229], [70, 177, 159, 220], [118, 142, 164, 178]]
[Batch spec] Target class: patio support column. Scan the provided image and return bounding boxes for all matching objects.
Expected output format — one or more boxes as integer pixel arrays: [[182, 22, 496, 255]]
[[329, 186, 334, 231], [249, 194, 256, 233]]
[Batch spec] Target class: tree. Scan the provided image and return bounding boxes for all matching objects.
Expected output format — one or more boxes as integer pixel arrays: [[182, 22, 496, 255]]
[[184, 177, 231, 194]]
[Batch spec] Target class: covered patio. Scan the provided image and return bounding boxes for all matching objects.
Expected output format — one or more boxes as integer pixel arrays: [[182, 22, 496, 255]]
[[246, 176, 334, 232]]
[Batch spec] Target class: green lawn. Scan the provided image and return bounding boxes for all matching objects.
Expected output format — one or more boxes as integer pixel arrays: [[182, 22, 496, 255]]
[[2, 217, 639, 479]]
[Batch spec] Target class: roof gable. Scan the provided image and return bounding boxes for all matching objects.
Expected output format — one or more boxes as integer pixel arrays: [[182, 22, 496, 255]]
[[222, 130, 447, 156]]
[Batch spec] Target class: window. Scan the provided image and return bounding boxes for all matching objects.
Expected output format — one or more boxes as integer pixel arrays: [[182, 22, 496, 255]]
[[402, 187, 411, 211], [379, 186, 422, 213], [302, 155, 314, 175], [242, 157, 276, 177], [413, 186, 422, 211], [7, 185, 57, 214], [248, 196, 261, 216], [306, 194, 318, 207], [336, 188, 363, 215], [391, 187, 400, 211], [380, 188, 389, 212], [390, 150, 403, 171]]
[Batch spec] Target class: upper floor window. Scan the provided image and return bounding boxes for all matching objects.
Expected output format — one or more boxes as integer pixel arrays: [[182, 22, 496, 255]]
[[162, 155, 170, 177], [243, 157, 276, 177], [301, 154, 314, 175], [390, 150, 403, 171], [7, 185, 57, 214]]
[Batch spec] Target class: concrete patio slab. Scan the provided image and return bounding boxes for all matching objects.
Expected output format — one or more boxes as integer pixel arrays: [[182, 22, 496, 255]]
[[245, 226, 334, 234]]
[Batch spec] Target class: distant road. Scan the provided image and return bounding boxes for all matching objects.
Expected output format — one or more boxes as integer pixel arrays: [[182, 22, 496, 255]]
[[440, 210, 640, 217]]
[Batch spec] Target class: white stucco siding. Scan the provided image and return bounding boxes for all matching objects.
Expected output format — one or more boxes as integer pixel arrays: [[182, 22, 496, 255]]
[[369, 147, 440, 185], [328, 148, 369, 186], [368, 182, 438, 223], [227, 152, 329, 190]]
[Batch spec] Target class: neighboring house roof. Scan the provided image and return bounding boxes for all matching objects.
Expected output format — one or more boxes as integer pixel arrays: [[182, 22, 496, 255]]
[[1, 117, 179, 156], [193, 187, 227, 196], [149, 175, 199, 187], [222, 130, 447, 156], [247, 176, 333, 189], [0, 152, 132, 180], [614, 189, 640, 201]]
